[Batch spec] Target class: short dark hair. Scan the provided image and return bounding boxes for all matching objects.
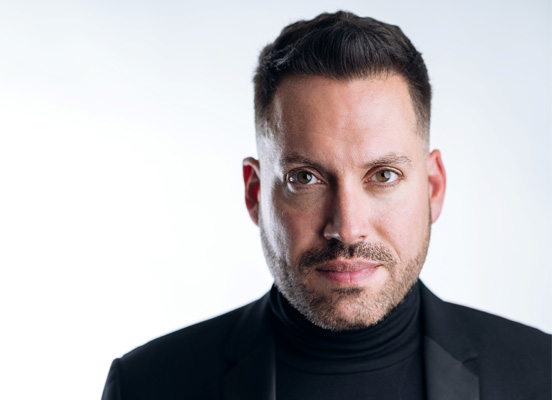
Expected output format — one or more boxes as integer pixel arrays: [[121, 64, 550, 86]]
[[253, 11, 431, 140]]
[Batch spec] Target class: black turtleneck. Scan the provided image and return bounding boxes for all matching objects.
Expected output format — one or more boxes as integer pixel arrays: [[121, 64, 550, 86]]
[[269, 281, 425, 399]]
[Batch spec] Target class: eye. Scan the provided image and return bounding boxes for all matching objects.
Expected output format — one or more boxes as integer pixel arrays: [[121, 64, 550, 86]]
[[370, 169, 400, 183], [288, 170, 317, 185]]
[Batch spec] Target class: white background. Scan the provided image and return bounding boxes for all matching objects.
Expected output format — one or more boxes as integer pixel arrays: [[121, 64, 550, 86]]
[[0, 1, 550, 399]]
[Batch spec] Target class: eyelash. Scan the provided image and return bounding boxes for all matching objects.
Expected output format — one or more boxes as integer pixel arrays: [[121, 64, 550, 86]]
[[287, 169, 322, 186], [286, 167, 403, 189], [367, 168, 402, 186]]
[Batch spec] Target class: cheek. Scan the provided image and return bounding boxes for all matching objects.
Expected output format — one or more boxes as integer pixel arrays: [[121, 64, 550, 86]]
[[374, 186, 429, 258], [266, 193, 324, 263]]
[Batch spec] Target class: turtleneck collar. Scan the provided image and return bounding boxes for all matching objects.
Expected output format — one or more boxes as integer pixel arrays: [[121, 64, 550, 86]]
[[269, 281, 423, 373]]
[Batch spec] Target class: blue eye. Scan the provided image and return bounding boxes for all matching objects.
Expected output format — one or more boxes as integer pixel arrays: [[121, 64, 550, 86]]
[[372, 169, 399, 183], [289, 170, 316, 185]]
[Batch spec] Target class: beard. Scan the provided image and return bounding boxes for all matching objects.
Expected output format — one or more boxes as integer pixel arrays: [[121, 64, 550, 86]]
[[260, 215, 431, 332]]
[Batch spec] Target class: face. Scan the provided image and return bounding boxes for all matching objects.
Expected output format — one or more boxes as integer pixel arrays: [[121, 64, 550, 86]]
[[244, 74, 446, 331]]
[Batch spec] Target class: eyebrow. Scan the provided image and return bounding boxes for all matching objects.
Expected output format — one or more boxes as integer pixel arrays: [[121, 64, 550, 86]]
[[280, 152, 413, 170], [280, 154, 323, 170], [363, 153, 413, 169]]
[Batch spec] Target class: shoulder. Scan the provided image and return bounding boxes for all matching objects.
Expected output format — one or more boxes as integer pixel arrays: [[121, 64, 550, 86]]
[[421, 282, 550, 349], [451, 302, 550, 397], [437, 295, 550, 355], [123, 303, 247, 367], [446, 300, 550, 368], [421, 283, 551, 398], [102, 295, 269, 400], [447, 300, 550, 343]]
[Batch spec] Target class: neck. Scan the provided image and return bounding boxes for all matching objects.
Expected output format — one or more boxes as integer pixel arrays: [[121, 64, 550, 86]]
[[269, 281, 423, 373]]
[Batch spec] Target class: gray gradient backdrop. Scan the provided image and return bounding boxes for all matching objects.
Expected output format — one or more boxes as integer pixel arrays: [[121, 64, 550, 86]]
[[0, 1, 550, 399]]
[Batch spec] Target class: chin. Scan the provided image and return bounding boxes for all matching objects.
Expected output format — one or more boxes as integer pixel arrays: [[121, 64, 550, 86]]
[[286, 284, 393, 331]]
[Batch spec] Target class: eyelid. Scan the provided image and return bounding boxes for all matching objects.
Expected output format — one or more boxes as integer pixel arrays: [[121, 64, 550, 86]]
[[285, 166, 402, 186], [366, 167, 402, 183], [286, 167, 324, 185]]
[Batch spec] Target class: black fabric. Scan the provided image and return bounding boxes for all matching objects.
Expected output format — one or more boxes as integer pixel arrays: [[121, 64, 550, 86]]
[[269, 282, 422, 372], [101, 282, 551, 400], [276, 353, 425, 400], [270, 283, 425, 399]]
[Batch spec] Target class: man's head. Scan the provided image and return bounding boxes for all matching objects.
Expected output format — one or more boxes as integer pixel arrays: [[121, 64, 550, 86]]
[[253, 11, 432, 142], [243, 11, 446, 331]]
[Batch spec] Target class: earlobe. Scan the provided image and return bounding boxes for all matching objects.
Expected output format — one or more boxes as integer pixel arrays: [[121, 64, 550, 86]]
[[427, 149, 446, 223], [243, 157, 261, 226]]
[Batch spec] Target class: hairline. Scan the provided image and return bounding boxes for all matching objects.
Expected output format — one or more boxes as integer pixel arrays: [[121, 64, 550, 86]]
[[255, 71, 430, 149]]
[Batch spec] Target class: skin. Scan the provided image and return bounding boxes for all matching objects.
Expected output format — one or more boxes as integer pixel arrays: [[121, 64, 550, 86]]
[[243, 74, 446, 331]]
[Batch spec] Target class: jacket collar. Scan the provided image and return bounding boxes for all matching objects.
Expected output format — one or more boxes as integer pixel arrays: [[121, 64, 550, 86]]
[[222, 292, 276, 400], [419, 282, 480, 400], [222, 282, 480, 400]]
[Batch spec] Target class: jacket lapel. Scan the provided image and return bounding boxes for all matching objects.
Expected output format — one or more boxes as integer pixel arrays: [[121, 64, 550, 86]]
[[420, 283, 480, 400], [222, 292, 276, 400], [220, 283, 481, 400]]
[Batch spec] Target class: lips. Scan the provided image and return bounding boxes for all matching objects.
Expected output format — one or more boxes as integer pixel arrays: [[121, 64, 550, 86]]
[[315, 259, 380, 284]]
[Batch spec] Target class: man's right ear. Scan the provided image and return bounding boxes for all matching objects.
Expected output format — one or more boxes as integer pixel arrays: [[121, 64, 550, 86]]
[[242, 157, 261, 226]]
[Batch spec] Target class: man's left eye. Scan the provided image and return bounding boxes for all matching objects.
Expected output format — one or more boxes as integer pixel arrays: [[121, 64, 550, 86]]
[[371, 169, 399, 183]]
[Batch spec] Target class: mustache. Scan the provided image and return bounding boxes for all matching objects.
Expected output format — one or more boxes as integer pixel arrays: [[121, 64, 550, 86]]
[[298, 241, 395, 270]]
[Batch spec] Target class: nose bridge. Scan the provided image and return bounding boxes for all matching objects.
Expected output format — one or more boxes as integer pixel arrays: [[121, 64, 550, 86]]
[[324, 179, 368, 243]]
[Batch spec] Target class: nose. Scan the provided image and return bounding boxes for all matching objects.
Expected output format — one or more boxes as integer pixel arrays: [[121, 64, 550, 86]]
[[322, 185, 369, 244]]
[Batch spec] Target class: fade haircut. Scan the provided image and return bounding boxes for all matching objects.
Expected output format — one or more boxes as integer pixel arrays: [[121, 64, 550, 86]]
[[253, 11, 431, 142]]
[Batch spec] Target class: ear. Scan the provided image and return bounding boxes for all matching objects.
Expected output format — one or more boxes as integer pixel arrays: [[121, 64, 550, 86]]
[[427, 149, 446, 223], [243, 157, 261, 226]]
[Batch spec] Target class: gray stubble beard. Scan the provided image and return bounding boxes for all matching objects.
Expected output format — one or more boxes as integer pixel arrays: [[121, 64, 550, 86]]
[[259, 213, 431, 331]]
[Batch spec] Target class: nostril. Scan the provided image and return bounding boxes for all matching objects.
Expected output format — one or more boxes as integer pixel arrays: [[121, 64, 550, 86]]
[[322, 188, 369, 243], [323, 219, 368, 244]]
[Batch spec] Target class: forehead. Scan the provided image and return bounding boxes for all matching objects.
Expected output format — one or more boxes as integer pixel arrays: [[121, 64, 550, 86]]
[[262, 75, 422, 164]]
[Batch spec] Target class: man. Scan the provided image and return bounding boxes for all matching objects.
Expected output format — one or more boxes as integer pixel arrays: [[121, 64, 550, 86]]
[[102, 11, 550, 399]]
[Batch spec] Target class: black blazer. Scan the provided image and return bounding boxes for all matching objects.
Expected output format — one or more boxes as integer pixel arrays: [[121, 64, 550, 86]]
[[102, 282, 551, 399]]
